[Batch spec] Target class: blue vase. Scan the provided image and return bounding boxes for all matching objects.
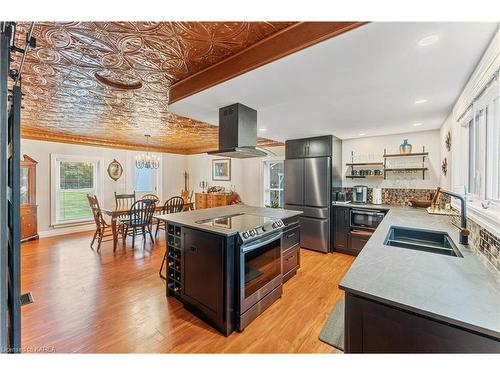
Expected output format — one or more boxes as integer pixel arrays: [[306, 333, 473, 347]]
[[399, 139, 412, 154]]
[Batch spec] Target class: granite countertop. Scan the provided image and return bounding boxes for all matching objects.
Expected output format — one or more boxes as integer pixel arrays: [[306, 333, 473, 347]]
[[154, 204, 302, 237], [339, 205, 500, 339]]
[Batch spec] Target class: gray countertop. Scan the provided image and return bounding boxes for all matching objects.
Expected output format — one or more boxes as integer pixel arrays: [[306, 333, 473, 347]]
[[338, 205, 500, 339], [155, 204, 302, 237]]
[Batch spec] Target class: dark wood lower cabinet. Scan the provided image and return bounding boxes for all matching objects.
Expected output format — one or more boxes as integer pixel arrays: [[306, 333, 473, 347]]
[[333, 206, 375, 256], [181, 227, 236, 336], [349, 230, 370, 253], [344, 292, 500, 353], [333, 206, 350, 251], [282, 224, 301, 283]]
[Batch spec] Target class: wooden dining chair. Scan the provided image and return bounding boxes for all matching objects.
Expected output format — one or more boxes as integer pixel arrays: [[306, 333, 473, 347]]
[[181, 190, 192, 203], [158, 196, 184, 280], [141, 193, 160, 203], [155, 196, 184, 238], [115, 191, 136, 210], [121, 199, 156, 248], [142, 193, 160, 229], [87, 194, 117, 252]]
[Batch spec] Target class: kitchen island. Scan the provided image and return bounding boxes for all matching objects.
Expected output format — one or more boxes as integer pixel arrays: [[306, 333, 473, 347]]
[[155, 204, 302, 336], [339, 205, 500, 353]]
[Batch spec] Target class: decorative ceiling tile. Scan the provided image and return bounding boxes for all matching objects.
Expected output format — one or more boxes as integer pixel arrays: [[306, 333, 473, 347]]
[[12, 22, 294, 153]]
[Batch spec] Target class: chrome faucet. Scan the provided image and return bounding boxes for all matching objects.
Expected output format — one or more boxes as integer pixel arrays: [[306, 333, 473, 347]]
[[432, 187, 469, 245]]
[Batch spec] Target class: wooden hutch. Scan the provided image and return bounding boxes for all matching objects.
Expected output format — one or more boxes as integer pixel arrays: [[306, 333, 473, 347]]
[[20, 154, 38, 242]]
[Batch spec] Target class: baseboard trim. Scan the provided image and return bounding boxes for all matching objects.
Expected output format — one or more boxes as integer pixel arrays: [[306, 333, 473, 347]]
[[39, 224, 95, 238]]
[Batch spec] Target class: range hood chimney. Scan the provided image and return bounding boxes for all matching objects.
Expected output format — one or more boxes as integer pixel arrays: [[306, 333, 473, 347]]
[[207, 103, 267, 158]]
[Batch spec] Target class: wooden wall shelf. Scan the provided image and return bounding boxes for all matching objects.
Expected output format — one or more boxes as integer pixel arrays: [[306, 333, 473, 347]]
[[383, 152, 429, 158], [383, 146, 428, 180], [345, 162, 384, 166], [346, 175, 383, 179], [384, 168, 428, 172], [346, 147, 430, 180]]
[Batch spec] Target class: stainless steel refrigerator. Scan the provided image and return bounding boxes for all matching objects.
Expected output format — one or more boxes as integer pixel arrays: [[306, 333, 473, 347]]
[[284, 135, 342, 253]]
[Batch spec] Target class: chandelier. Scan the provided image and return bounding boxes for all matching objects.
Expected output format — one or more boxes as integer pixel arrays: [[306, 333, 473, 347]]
[[135, 135, 160, 169]]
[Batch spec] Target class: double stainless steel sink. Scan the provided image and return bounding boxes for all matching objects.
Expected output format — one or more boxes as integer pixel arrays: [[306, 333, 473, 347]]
[[384, 226, 463, 258]]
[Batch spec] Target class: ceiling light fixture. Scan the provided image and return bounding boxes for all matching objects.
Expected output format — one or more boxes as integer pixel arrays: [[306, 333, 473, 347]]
[[258, 128, 267, 132], [418, 34, 439, 47], [135, 135, 160, 169], [413, 122, 423, 127], [359, 133, 366, 136], [415, 99, 427, 104]]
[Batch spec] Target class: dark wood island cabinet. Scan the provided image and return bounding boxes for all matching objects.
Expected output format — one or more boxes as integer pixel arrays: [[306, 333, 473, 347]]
[[282, 220, 300, 283], [165, 223, 236, 336], [344, 292, 500, 353], [157, 206, 302, 337]]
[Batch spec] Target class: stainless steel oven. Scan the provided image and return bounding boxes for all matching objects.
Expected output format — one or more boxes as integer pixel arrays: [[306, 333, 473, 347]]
[[350, 208, 385, 231], [238, 232, 282, 330]]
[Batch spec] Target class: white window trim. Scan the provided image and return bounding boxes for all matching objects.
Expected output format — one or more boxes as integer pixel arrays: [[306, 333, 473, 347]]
[[50, 154, 104, 227], [452, 79, 500, 237], [262, 157, 285, 207], [451, 198, 500, 239]]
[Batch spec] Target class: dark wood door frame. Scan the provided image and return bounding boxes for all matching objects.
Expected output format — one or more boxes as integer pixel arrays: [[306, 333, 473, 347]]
[[1, 22, 22, 353], [0, 22, 9, 353]]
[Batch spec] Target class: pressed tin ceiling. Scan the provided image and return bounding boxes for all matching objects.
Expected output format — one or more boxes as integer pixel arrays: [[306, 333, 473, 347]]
[[13, 21, 297, 154]]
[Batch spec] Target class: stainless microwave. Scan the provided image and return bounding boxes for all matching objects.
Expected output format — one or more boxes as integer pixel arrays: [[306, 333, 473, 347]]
[[350, 209, 385, 231]]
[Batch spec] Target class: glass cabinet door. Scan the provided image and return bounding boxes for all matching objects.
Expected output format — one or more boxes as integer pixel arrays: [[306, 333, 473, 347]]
[[20, 166, 29, 205]]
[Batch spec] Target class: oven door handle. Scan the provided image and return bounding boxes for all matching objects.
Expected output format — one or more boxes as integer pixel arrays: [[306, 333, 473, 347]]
[[241, 233, 282, 253]]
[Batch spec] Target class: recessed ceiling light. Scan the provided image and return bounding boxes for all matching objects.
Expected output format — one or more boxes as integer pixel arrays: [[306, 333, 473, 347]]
[[359, 133, 366, 136], [415, 99, 427, 104], [413, 122, 423, 127], [418, 34, 439, 47], [258, 128, 267, 132]]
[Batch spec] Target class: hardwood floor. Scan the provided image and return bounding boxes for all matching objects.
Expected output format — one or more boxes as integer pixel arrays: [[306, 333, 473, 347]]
[[20, 231, 355, 353]]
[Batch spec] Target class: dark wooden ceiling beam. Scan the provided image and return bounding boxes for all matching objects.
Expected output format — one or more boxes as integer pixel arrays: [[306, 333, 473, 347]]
[[169, 21, 367, 104]]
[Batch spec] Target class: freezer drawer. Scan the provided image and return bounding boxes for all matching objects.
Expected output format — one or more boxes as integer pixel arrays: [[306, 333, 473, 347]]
[[299, 216, 330, 253]]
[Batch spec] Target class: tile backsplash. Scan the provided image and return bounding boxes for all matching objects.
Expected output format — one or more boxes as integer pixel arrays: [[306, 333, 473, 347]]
[[450, 215, 500, 272], [342, 187, 449, 206]]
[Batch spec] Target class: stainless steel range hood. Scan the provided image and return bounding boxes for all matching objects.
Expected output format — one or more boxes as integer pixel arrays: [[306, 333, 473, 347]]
[[207, 103, 267, 158]]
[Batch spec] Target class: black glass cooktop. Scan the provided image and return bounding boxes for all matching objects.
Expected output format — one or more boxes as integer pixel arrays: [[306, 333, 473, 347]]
[[196, 213, 275, 231]]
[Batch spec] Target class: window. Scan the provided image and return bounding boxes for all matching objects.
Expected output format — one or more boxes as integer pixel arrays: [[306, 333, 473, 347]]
[[52, 155, 101, 225], [263, 161, 284, 208], [134, 167, 154, 192], [465, 80, 499, 202], [486, 94, 500, 201], [467, 114, 481, 196]]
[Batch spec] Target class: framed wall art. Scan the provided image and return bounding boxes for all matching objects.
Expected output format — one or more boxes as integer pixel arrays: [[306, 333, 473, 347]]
[[212, 159, 231, 181], [107, 159, 123, 181]]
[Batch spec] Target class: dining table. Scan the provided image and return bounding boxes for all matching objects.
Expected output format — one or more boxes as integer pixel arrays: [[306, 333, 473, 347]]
[[101, 202, 194, 251]]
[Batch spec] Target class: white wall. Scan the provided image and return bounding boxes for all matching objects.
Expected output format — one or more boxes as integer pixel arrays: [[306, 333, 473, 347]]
[[439, 113, 453, 190], [186, 146, 285, 207], [21, 139, 186, 235], [342, 130, 441, 189]]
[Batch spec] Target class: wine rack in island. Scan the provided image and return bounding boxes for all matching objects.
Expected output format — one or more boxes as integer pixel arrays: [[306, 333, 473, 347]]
[[166, 223, 182, 299]]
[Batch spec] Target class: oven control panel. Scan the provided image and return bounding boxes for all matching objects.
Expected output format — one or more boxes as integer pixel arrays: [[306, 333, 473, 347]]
[[240, 219, 284, 242]]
